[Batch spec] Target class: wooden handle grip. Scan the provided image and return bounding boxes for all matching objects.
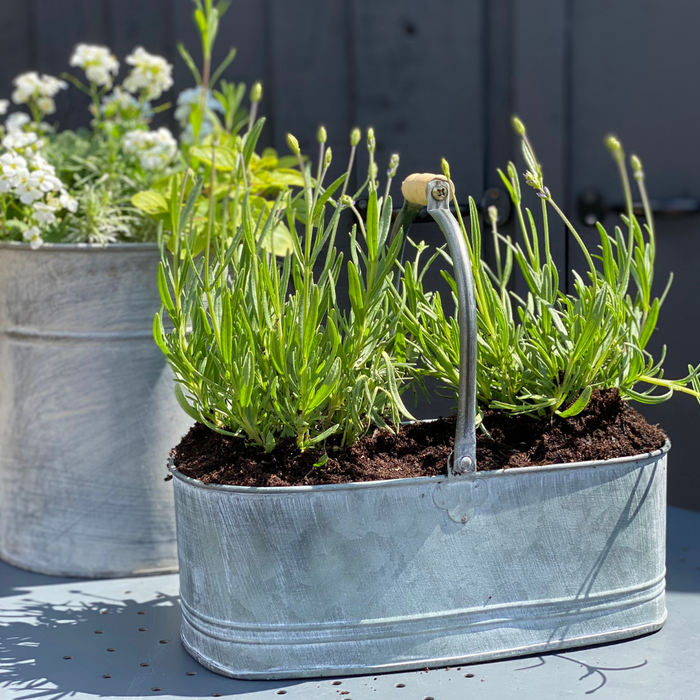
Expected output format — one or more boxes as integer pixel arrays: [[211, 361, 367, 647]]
[[401, 173, 451, 206]]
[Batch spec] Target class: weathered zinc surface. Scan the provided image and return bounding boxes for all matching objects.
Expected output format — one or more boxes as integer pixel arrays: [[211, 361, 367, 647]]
[[0, 243, 192, 577], [172, 446, 667, 679]]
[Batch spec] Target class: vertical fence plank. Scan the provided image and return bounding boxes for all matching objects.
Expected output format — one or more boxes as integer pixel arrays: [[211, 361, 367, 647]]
[[107, 0, 173, 59], [267, 0, 353, 165], [33, 0, 108, 130], [350, 0, 484, 199], [483, 0, 513, 188], [511, 0, 569, 284], [0, 3, 34, 113]]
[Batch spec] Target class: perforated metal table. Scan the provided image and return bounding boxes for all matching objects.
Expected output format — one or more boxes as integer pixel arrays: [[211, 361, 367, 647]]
[[1, 506, 699, 700]]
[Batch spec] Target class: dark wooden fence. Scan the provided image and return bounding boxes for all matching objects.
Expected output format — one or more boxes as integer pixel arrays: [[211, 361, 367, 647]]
[[2, 0, 700, 511]]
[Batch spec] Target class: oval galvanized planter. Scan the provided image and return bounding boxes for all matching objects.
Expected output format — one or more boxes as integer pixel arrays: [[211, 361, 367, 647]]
[[0, 242, 193, 578], [171, 442, 668, 679]]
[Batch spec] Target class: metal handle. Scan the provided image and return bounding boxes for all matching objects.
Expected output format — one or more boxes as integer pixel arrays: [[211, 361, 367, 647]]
[[396, 175, 477, 476]]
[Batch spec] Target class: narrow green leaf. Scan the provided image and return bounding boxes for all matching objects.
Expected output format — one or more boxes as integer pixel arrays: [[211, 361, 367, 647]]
[[175, 384, 202, 422]]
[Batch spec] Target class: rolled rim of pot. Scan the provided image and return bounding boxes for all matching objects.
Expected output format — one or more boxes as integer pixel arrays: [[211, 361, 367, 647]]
[[0, 241, 159, 251], [167, 439, 670, 494]]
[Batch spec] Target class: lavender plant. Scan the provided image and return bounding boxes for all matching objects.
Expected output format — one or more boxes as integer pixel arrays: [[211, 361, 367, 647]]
[[400, 119, 700, 424], [154, 127, 414, 452]]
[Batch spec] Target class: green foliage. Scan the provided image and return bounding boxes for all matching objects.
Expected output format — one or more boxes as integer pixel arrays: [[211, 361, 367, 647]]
[[0, 0, 263, 247], [400, 122, 700, 423], [133, 1, 301, 254], [43, 128, 168, 244], [155, 129, 413, 452]]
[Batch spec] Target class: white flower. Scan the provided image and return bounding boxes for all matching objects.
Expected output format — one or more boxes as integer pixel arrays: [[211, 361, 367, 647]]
[[175, 87, 224, 143], [32, 169, 63, 194], [69, 44, 119, 87], [102, 86, 138, 111], [0, 100, 9, 116], [11, 72, 42, 104], [175, 86, 224, 124], [58, 189, 78, 213], [2, 131, 44, 159], [123, 47, 173, 101], [13, 169, 53, 204], [39, 74, 67, 97], [2, 130, 37, 150], [0, 152, 29, 187], [23, 226, 44, 250], [123, 127, 177, 170], [29, 153, 54, 172], [33, 201, 58, 224], [1, 151, 28, 172], [4, 112, 31, 132], [36, 96, 56, 115], [11, 72, 67, 108]]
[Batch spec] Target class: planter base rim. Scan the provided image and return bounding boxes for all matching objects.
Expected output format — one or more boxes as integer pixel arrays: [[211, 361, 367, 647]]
[[0, 550, 179, 580], [180, 614, 667, 680]]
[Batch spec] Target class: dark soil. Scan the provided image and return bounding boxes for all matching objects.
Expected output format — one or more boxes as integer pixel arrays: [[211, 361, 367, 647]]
[[172, 389, 667, 487]]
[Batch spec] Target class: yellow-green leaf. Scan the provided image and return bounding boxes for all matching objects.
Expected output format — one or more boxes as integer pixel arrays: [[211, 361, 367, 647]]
[[189, 145, 238, 172], [132, 191, 169, 216], [259, 221, 294, 257]]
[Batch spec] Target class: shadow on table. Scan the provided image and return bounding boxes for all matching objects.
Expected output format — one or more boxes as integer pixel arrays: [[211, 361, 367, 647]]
[[0, 590, 299, 698], [0, 560, 84, 598], [513, 647, 649, 695]]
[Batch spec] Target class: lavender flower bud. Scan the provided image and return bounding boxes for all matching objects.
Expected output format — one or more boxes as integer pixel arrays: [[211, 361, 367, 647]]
[[512, 116, 526, 135], [630, 154, 644, 180], [250, 82, 262, 103], [286, 133, 300, 155], [367, 127, 376, 153], [441, 158, 451, 180], [387, 153, 399, 178]]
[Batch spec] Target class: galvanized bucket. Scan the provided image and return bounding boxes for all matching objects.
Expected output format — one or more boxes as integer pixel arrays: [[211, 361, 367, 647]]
[[169, 176, 668, 677], [171, 444, 668, 679], [0, 242, 192, 578]]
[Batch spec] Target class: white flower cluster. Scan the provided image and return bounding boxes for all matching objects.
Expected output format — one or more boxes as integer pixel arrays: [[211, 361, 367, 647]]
[[175, 87, 224, 143], [123, 47, 173, 101], [69, 44, 119, 87], [123, 128, 177, 171], [11, 72, 68, 115], [101, 86, 138, 113], [0, 118, 77, 249]]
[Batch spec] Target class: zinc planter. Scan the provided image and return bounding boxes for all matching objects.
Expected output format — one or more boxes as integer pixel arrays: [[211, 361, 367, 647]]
[[171, 444, 667, 679], [169, 177, 669, 679], [0, 242, 192, 578]]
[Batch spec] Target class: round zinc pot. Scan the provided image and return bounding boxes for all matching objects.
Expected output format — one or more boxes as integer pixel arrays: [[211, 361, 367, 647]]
[[171, 443, 668, 679], [0, 242, 193, 578]]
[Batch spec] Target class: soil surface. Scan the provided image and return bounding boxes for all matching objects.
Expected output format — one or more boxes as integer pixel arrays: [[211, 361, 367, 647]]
[[172, 389, 667, 487]]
